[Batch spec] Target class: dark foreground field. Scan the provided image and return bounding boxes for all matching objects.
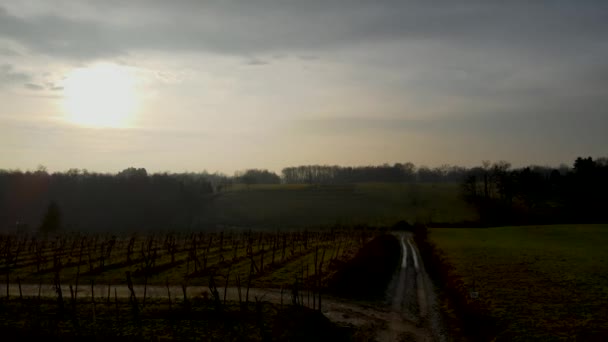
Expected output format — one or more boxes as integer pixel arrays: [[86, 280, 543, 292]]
[[0, 298, 351, 341], [425, 225, 608, 341]]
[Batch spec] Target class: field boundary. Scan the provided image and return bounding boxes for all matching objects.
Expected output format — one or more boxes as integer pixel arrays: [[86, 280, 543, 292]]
[[412, 226, 502, 341]]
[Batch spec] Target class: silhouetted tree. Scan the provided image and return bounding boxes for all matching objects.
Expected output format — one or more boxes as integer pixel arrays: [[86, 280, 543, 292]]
[[39, 201, 61, 234], [235, 169, 281, 185]]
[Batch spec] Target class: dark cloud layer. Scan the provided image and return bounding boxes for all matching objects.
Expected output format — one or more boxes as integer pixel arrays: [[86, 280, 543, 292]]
[[2, 1, 607, 104], [1, 1, 607, 59]]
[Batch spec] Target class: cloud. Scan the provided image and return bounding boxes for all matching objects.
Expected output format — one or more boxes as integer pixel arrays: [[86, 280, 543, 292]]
[[0, 5, 124, 59], [0, 64, 31, 85], [24, 83, 44, 90], [298, 55, 319, 61], [1, 1, 606, 111], [0, 46, 18, 56], [245, 57, 269, 66], [0, 64, 61, 91], [0, 62, 68, 92]]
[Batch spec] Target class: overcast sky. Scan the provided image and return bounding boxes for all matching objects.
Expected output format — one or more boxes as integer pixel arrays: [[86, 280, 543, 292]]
[[1, 0, 607, 174]]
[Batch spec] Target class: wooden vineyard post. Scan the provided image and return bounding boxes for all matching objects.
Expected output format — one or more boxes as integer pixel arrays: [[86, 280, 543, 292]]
[[313, 246, 318, 310], [260, 245, 264, 273], [114, 288, 120, 333], [75, 238, 84, 298], [318, 283, 322, 312], [5, 247, 10, 301], [282, 235, 286, 262], [300, 264, 304, 305], [208, 274, 222, 312], [257, 233, 262, 253], [224, 265, 231, 305], [317, 248, 326, 312], [91, 279, 96, 325], [181, 283, 188, 306], [126, 271, 138, 309], [54, 268, 64, 313], [314, 246, 319, 276], [233, 239, 238, 261], [333, 239, 342, 262], [246, 260, 254, 308], [203, 249, 207, 271], [291, 276, 299, 306], [271, 235, 276, 265], [17, 276, 22, 302], [307, 265, 310, 308], [186, 253, 190, 277], [236, 274, 242, 309], [166, 277, 172, 310], [219, 231, 224, 252], [319, 248, 326, 275], [69, 284, 76, 312], [87, 241, 94, 273], [143, 271, 148, 308]]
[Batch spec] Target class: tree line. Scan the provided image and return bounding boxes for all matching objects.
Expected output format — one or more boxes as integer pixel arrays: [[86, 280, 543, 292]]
[[461, 157, 608, 225], [281, 163, 474, 184], [1, 157, 606, 232], [0, 167, 219, 233]]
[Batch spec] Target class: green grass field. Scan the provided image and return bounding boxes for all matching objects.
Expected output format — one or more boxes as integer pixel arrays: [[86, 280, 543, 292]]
[[429, 225, 608, 340], [199, 183, 476, 228]]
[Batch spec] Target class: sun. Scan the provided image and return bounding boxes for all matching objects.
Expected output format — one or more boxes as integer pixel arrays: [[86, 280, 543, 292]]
[[62, 63, 139, 128]]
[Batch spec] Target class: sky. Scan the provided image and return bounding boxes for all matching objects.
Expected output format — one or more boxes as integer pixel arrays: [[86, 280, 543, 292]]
[[1, 0, 607, 174]]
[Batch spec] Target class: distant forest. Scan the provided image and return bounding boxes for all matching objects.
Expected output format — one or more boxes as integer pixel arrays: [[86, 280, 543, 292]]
[[0, 157, 606, 232]]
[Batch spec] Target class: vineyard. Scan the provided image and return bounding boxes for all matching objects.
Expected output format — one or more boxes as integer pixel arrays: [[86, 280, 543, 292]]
[[1, 228, 378, 291], [0, 228, 380, 340]]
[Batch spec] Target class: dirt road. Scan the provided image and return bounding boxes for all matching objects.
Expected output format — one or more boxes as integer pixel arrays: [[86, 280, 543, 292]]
[[379, 232, 448, 341], [1, 233, 446, 341]]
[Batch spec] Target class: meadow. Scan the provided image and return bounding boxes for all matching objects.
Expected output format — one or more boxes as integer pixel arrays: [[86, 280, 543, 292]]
[[428, 225, 608, 340], [199, 182, 477, 228]]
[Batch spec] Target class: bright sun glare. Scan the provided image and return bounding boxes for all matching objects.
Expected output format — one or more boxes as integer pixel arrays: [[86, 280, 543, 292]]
[[62, 63, 139, 128]]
